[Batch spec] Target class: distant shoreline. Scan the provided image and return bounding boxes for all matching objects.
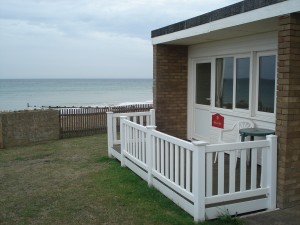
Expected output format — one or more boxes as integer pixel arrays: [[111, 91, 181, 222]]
[[40, 100, 153, 109], [7, 100, 153, 112], [0, 78, 153, 80], [0, 79, 153, 111]]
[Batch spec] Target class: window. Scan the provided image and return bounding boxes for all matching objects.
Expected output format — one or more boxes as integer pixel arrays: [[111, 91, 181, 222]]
[[215, 57, 234, 109], [236, 58, 250, 109], [212, 52, 276, 117], [258, 55, 276, 113], [196, 63, 211, 105], [215, 56, 250, 110]]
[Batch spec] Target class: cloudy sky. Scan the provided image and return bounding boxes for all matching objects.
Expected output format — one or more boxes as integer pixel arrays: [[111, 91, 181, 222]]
[[0, 0, 241, 79]]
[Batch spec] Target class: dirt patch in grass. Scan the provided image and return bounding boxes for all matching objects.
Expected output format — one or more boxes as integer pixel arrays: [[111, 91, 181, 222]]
[[0, 134, 244, 225]]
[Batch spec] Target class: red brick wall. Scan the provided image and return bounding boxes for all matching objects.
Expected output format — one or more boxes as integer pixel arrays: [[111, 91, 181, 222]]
[[153, 45, 188, 139], [277, 13, 300, 208]]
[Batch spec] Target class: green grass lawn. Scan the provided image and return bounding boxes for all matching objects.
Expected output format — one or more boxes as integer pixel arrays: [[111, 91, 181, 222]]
[[0, 134, 244, 225]]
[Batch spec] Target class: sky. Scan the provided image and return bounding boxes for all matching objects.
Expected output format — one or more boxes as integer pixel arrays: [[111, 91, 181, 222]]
[[0, 0, 241, 79]]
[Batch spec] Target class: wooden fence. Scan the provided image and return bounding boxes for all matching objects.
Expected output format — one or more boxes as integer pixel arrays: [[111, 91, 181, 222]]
[[51, 104, 153, 138]]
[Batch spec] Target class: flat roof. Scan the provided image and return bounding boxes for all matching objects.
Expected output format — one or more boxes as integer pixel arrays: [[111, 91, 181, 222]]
[[152, 0, 300, 45]]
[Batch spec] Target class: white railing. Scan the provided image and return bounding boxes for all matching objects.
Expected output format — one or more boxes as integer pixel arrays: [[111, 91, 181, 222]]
[[107, 112, 277, 222], [106, 109, 155, 161]]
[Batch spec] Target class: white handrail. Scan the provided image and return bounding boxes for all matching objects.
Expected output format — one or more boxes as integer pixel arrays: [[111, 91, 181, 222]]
[[106, 109, 155, 159], [108, 116, 277, 222]]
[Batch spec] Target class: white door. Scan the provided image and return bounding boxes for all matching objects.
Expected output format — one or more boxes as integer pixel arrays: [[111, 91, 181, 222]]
[[192, 61, 212, 141]]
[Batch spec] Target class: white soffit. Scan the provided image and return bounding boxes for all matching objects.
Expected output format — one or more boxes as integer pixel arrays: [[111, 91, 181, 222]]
[[152, 0, 300, 45]]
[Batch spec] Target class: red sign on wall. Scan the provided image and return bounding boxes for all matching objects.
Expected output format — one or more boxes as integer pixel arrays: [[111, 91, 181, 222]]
[[212, 113, 224, 129]]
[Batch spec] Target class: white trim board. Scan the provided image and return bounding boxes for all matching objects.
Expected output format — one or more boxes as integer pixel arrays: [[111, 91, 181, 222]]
[[152, 0, 300, 45]]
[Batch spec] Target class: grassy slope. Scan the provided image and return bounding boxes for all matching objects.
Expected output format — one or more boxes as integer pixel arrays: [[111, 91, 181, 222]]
[[0, 134, 243, 225]]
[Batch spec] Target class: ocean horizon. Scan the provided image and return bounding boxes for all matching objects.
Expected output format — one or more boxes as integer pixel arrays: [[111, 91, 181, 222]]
[[0, 79, 153, 111]]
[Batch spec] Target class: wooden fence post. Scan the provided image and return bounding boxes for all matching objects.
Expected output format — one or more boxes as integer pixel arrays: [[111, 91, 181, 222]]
[[106, 112, 113, 158], [120, 116, 128, 167], [192, 141, 208, 222], [146, 125, 156, 187], [266, 135, 277, 210]]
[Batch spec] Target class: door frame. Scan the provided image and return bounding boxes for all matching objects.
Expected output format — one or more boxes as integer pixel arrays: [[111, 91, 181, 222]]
[[187, 57, 214, 141]]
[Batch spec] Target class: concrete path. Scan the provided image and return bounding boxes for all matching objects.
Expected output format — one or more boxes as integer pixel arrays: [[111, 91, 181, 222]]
[[243, 205, 300, 225]]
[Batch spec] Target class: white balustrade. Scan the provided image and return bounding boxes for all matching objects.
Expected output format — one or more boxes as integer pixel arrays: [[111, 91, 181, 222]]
[[106, 111, 277, 222], [106, 109, 155, 160]]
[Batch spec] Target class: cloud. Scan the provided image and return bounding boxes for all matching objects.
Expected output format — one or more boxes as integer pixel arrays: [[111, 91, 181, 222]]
[[0, 19, 152, 78], [0, 0, 241, 79]]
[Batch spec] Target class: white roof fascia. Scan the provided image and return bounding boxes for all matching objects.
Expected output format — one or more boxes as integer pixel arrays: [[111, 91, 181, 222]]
[[152, 0, 300, 45]]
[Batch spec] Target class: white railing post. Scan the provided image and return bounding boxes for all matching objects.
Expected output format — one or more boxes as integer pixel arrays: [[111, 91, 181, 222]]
[[192, 141, 208, 222], [106, 112, 114, 158], [120, 116, 128, 167], [150, 109, 155, 126], [266, 135, 277, 210], [146, 125, 157, 187]]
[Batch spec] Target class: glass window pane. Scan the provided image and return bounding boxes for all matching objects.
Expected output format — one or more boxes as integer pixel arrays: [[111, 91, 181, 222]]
[[236, 58, 250, 109], [258, 55, 276, 113], [215, 57, 233, 109], [196, 63, 211, 105]]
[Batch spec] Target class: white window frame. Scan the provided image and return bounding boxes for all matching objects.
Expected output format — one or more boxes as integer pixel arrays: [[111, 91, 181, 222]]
[[213, 54, 251, 114], [234, 55, 252, 113], [211, 51, 276, 122], [254, 51, 277, 118]]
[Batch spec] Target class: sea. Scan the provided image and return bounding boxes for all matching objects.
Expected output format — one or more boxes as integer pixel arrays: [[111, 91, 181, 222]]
[[0, 79, 153, 111]]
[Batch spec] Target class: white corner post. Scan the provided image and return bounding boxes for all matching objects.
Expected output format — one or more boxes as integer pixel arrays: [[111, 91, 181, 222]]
[[192, 141, 208, 222], [120, 116, 128, 167], [146, 125, 156, 187], [150, 109, 156, 126], [266, 135, 277, 210], [106, 112, 113, 158]]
